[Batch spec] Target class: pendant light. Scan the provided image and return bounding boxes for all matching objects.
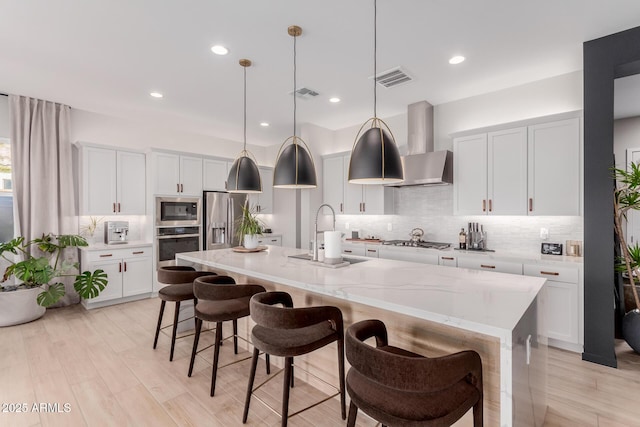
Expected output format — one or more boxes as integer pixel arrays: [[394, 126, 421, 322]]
[[273, 25, 317, 189], [227, 59, 262, 193], [348, 0, 404, 184]]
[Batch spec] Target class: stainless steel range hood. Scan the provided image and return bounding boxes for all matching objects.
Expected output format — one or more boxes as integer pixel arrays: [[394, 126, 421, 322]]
[[389, 101, 453, 187]]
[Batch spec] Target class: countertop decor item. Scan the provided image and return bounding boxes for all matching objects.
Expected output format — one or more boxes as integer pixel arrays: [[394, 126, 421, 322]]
[[0, 233, 108, 321], [232, 246, 268, 253], [273, 25, 317, 189], [613, 162, 640, 352], [227, 59, 262, 193], [236, 201, 264, 249], [348, 0, 403, 185]]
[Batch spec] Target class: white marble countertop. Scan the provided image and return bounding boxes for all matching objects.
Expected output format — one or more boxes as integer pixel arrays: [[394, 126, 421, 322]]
[[80, 241, 153, 251], [176, 246, 546, 339]]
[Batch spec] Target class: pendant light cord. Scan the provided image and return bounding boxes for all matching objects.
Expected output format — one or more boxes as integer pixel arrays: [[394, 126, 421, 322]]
[[373, 0, 377, 119], [243, 65, 247, 151], [293, 33, 297, 137]]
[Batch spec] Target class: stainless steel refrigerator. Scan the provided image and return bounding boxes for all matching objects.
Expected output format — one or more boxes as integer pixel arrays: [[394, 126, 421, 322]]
[[203, 191, 248, 250]]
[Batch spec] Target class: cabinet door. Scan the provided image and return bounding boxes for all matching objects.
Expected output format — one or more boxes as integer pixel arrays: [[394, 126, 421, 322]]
[[122, 256, 152, 297], [527, 118, 580, 215], [179, 155, 203, 196], [257, 167, 273, 214], [82, 147, 117, 215], [545, 280, 579, 344], [454, 134, 488, 215], [343, 156, 363, 214], [342, 244, 365, 257], [362, 185, 384, 214], [323, 156, 345, 214], [90, 260, 123, 302], [487, 127, 528, 215], [203, 159, 228, 191], [153, 152, 181, 195], [117, 151, 146, 215]]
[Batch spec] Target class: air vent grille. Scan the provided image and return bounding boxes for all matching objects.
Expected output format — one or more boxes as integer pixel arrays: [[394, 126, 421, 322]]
[[290, 87, 319, 99], [375, 67, 413, 88]]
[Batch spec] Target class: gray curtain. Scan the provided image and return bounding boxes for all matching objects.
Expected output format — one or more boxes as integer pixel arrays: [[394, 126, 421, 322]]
[[9, 95, 78, 306]]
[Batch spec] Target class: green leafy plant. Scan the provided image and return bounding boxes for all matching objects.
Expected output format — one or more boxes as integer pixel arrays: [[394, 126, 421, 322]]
[[613, 163, 640, 310], [235, 202, 264, 241], [0, 233, 108, 307]]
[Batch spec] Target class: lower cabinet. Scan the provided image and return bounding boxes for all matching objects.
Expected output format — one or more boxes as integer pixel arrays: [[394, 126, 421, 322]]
[[438, 255, 458, 267], [257, 235, 282, 246], [523, 264, 580, 351], [342, 243, 366, 257], [378, 246, 438, 265], [80, 244, 153, 309], [457, 257, 523, 275]]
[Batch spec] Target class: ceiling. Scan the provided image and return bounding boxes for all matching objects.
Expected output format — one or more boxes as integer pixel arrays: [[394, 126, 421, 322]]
[[2, 0, 640, 147]]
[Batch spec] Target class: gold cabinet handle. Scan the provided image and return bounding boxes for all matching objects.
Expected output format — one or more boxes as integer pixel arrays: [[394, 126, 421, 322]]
[[118, 262, 122, 273], [132, 251, 144, 255], [340, 203, 343, 213], [344, 250, 353, 253], [99, 254, 113, 258], [181, 183, 184, 193], [540, 271, 559, 276], [482, 200, 486, 212], [117, 202, 121, 213], [529, 198, 533, 212], [480, 264, 496, 269], [367, 249, 377, 253], [441, 256, 454, 261], [489, 199, 492, 212], [123, 262, 127, 272], [177, 183, 180, 193], [112, 202, 116, 213]]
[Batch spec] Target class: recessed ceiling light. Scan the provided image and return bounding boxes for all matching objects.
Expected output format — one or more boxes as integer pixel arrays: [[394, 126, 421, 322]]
[[329, 97, 341, 103], [260, 122, 270, 127], [449, 55, 465, 65], [150, 92, 163, 98], [211, 45, 229, 55]]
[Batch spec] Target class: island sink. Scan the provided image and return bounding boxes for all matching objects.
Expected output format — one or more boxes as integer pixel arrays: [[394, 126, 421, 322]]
[[288, 253, 368, 264]]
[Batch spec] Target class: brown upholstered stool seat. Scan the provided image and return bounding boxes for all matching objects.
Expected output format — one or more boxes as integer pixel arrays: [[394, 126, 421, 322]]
[[242, 291, 346, 427], [188, 275, 267, 397], [345, 319, 483, 427], [153, 266, 214, 361]]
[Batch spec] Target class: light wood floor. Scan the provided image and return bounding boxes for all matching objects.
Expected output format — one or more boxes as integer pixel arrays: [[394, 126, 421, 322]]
[[1, 297, 639, 427]]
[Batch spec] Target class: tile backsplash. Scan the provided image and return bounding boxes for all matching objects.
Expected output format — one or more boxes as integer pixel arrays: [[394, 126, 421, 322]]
[[333, 185, 583, 256], [78, 215, 148, 245]]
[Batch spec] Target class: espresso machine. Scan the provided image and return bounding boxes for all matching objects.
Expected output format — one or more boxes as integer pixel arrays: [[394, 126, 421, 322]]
[[104, 221, 129, 244]]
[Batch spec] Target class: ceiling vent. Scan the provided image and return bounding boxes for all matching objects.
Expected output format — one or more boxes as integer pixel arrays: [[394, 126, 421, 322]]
[[374, 67, 413, 88], [290, 87, 319, 99]]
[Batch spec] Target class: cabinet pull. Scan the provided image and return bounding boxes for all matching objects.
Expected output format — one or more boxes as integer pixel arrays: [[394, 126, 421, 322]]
[[124, 262, 127, 272], [180, 183, 184, 193], [488, 199, 492, 212], [132, 251, 144, 255], [99, 254, 113, 258], [118, 262, 122, 273], [344, 250, 353, 253], [112, 202, 116, 213], [529, 198, 533, 212], [441, 256, 454, 260], [271, 239, 277, 242], [177, 183, 180, 193], [482, 200, 486, 212], [340, 203, 343, 213], [540, 271, 559, 276], [117, 202, 121, 212], [367, 249, 377, 253], [480, 264, 496, 269], [362, 202, 365, 212]]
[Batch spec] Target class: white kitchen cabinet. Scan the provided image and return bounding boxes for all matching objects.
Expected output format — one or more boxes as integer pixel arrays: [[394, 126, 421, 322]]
[[257, 235, 282, 246], [527, 118, 580, 215], [80, 245, 153, 309], [203, 158, 228, 191], [342, 243, 366, 257], [457, 256, 523, 275], [438, 254, 458, 267], [248, 167, 274, 214], [377, 246, 439, 265], [453, 128, 527, 216], [364, 246, 380, 258], [323, 156, 345, 213], [523, 264, 580, 350], [152, 152, 203, 196], [77, 145, 146, 215]]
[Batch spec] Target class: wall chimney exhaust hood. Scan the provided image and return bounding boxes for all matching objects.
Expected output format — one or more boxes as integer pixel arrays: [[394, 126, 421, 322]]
[[388, 101, 453, 187]]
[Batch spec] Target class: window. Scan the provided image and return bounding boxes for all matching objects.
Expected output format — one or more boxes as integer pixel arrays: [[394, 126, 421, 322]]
[[0, 138, 13, 242]]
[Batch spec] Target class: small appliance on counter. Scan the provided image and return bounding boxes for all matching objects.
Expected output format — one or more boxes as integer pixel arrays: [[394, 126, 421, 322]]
[[104, 221, 129, 244]]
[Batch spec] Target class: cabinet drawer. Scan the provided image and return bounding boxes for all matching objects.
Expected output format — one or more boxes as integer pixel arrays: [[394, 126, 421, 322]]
[[257, 236, 282, 246], [364, 247, 380, 258], [378, 247, 438, 265], [438, 255, 458, 267], [458, 257, 523, 275], [83, 246, 152, 263], [523, 264, 578, 283], [342, 245, 366, 257]]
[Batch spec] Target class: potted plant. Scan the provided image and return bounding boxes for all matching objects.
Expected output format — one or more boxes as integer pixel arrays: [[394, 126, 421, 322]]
[[236, 203, 263, 249], [613, 163, 640, 352], [0, 233, 108, 326]]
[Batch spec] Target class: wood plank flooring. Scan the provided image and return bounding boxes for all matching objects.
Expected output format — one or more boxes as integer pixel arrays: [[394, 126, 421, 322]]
[[0, 297, 639, 426]]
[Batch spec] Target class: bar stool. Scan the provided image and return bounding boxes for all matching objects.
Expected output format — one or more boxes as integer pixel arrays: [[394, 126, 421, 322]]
[[242, 291, 346, 427], [154, 266, 213, 361], [188, 275, 269, 397], [345, 319, 483, 427]]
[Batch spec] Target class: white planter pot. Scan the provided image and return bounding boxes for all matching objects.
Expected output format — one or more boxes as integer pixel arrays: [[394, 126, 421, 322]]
[[244, 234, 260, 249], [0, 287, 46, 327]]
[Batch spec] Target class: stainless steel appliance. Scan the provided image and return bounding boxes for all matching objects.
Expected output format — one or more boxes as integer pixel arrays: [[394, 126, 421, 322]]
[[203, 191, 247, 250], [382, 240, 451, 250], [156, 197, 200, 226], [156, 226, 201, 267], [104, 221, 129, 244]]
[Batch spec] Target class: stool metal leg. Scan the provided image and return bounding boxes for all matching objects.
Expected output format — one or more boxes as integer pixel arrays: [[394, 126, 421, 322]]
[[266, 353, 271, 375], [188, 317, 202, 377], [153, 300, 166, 349], [347, 401, 358, 427], [170, 301, 181, 361], [242, 348, 260, 423], [338, 338, 346, 419], [233, 319, 238, 354], [210, 321, 223, 396], [281, 356, 293, 427]]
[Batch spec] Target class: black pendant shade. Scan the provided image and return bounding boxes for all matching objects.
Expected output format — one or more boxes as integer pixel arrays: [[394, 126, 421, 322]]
[[273, 138, 317, 188], [227, 154, 262, 193], [349, 122, 404, 184]]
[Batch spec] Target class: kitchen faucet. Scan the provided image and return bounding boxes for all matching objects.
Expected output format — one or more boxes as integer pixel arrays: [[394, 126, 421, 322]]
[[313, 203, 336, 261]]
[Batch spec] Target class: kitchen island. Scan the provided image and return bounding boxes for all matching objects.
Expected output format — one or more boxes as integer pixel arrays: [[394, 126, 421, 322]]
[[176, 246, 547, 427]]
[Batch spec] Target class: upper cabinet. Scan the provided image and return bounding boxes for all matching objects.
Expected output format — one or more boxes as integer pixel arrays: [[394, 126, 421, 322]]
[[152, 152, 203, 196], [322, 153, 393, 215], [248, 167, 273, 214], [76, 144, 146, 215], [453, 114, 580, 216], [203, 158, 228, 191]]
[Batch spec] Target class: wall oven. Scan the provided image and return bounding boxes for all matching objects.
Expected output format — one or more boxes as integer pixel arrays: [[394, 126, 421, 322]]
[[156, 197, 200, 226], [156, 226, 201, 267]]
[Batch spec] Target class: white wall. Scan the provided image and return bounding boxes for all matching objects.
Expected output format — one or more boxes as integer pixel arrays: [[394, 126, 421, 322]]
[[614, 116, 640, 169]]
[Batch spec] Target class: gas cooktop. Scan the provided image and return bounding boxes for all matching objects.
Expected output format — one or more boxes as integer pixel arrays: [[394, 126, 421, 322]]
[[382, 240, 451, 250]]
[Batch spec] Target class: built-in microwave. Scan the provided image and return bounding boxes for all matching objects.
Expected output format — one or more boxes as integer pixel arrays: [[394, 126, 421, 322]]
[[156, 197, 200, 226]]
